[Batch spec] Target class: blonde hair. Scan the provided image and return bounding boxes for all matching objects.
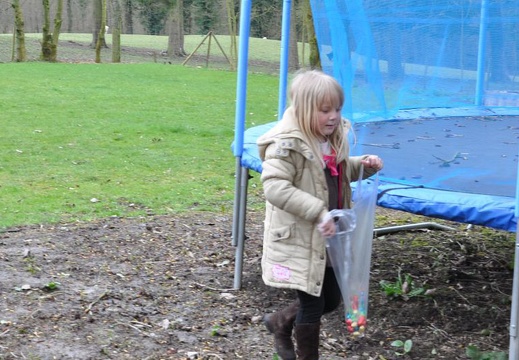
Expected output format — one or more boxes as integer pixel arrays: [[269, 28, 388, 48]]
[[289, 70, 349, 165]]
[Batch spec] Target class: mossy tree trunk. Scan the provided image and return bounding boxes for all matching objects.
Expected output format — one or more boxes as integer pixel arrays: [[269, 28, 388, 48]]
[[112, 0, 122, 63], [95, 0, 107, 63], [288, 0, 299, 71], [167, 0, 186, 57], [488, 2, 510, 82], [225, 0, 237, 67], [124, 0, 134, 34], [66, 0, 73, 32], [11, 0, 27, 62], [52, 0, 63, 48], [41, 0, 63, 62], [304, 0, 320, 70], [93, 0, 108, 50]]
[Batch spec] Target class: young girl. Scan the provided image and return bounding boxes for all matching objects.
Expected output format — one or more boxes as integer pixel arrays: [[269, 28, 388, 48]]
[[257, 70, 383, 360]]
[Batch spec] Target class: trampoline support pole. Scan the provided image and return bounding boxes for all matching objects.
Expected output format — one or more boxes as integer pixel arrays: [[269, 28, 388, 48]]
[[233, 166, 249, 290], [509, 231, 519, 360], [475, 0, 488, 106], [373, 222, 455, 236], [232, 158, 242, 247]]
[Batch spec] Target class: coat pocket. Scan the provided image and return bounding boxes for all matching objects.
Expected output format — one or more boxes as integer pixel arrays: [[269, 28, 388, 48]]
[[266, 223, 298, 262], [269, 224, 292, 242]]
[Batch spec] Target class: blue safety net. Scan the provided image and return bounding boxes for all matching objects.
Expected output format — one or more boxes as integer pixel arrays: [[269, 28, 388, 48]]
[[309, 0, 519, 122], [301, 0, 519, 231]]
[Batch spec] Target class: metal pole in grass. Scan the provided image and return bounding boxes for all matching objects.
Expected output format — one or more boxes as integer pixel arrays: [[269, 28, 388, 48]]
[[509, 147, 519, 360], [232, 0, 252, 289]]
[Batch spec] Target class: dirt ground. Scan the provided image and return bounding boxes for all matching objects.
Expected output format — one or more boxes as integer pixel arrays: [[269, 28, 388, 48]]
[[0, 207, 514, 360]]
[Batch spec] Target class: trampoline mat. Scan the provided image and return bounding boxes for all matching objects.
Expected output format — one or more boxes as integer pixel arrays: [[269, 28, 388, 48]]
[[235, 114, 519, 231], [352, 115, 519, 198]]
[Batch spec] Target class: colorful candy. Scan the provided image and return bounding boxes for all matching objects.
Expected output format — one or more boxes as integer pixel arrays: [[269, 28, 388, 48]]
[[344, 293, 368, 337]]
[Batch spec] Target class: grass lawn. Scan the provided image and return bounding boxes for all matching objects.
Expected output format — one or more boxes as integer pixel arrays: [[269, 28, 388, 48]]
[[0, 59, 280, 229]]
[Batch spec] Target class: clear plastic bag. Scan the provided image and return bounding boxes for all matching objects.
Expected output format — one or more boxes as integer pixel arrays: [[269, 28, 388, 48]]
[[326, 170, 379, 338]]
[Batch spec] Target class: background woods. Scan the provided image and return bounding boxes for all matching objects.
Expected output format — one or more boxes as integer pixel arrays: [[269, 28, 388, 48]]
[[1, 0, 313, 67]]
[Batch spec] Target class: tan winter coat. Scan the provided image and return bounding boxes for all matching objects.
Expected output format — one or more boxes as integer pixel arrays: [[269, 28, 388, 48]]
[[257, 107, 377, 296]]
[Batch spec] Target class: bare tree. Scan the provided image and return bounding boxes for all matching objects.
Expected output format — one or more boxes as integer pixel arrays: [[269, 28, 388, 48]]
[[66, 0, 73, 32], [95, 0, 107, 62], [93, 0, 107, 49], [11, 0, 27, 62], [288, 0, 299, 71], [124, 0, 134, 34], [225, 0, 237, 66], [167, 0, 186, 57], [41, 0, 63, 62], [111, 0, 122, 62], [304, 0, 320, 69], [488, 1, 510, 83]]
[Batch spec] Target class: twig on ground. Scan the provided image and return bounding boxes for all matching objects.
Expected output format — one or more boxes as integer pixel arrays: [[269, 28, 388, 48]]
[[39, 291, 65, 300], [426, 321, 450, 338], [115, 321, 152, 336], [206, 354, 224, 359], [130, 320, 152, 328], [27, 308, 41, 319], [84, 291, 109, 313], [193, 282, 235, 292], [449, 286, 472, 305]]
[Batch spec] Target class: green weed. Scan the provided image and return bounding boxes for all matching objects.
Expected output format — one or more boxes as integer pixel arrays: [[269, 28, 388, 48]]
[[379, 269, 427, 300], [43, 281, 61, 291], [466, 345, 507, 360], [391, 339, 413, 356], [210, 325, 221, 336]]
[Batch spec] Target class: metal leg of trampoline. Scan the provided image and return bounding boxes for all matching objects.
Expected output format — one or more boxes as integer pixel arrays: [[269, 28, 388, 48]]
[[373, 222, 455, 236], [233, 166, 249, 290], [509, 229, 519, 360], [232, 158, 243, 247]]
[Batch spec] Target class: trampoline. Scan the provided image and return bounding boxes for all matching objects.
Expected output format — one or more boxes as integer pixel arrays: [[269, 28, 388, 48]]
[[239, 108, 519, 233], [230, 0, 519, 358]]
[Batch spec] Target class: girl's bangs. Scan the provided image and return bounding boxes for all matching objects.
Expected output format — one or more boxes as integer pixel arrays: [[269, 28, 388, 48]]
[[321, 89, 342, 109]]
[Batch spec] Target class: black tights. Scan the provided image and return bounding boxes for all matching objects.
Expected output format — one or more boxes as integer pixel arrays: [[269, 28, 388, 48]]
[[295, 266, 342, 324]]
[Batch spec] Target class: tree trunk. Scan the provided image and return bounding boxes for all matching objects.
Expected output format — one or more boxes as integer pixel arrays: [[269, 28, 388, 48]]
[[11, 0, 27, 62], [41, 0, 54, 61], [124, 0, 134, 34], [387, 21, 403, 79], [52, 0, 63, 47], [288, 0, 299, 71], [304, 0, 320, 69], [225, 0, 237, 67], [167, 0, 186, 57], [488, 2, 509, 83], [66, 0, 73, 32], [112, 0, 122, 62], [93, 0, 108, 49], [95, 0, 107, 63]]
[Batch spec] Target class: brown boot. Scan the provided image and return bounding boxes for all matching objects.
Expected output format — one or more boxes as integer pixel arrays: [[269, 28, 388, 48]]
[[263, 301, 299, 360], [294, 322, 320, 360]]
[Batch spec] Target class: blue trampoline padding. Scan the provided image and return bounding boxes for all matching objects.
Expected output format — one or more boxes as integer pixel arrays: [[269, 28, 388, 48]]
[[372, 183, 516, 232], [232, 115, 518, 233], [236, 122, 276, 174]]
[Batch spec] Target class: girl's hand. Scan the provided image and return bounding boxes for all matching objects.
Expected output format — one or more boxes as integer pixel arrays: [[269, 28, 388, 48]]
[[362, 155, 384, 171], [318, 217, 336, 238]]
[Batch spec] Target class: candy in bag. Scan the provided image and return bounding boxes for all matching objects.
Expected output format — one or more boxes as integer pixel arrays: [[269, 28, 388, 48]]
[[326, 171, 379, 337]]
